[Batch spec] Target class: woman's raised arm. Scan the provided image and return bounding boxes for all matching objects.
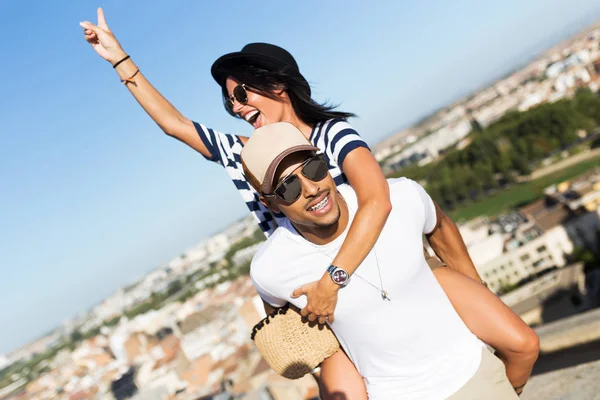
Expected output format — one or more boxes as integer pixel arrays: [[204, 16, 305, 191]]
[[81, 8, 208, 157]]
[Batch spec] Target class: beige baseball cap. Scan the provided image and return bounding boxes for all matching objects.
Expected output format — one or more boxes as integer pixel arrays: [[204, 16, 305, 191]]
[[241, 122, 319, 194]]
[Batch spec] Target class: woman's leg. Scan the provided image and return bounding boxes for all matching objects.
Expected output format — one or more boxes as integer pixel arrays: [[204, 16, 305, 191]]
[[433, 266, 540, 395], [317, 348, 368, 400]]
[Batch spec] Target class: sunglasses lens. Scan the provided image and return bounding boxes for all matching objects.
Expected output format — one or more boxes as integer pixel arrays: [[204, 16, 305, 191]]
[[233, 85, 248, 104], [272, 155, 328, 203], [303, 155, 329, 181], [225, 99, 234, 113], [275, 175, 302, 203]]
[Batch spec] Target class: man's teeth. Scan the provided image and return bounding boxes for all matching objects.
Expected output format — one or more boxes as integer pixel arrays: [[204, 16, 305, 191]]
[[309, 195, 329, 211], [245, 110, 259, 122]]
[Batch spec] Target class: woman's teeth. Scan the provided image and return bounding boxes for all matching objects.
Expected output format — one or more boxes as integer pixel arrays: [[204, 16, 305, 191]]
[[308, 195, 329, 212], [246, 110, 260, 124]]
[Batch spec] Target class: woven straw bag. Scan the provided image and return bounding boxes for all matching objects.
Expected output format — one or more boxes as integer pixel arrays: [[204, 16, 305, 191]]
[[251, 303, 340, 379]]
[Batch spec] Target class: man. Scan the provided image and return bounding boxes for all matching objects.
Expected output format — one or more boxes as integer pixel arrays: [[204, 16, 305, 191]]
[[242, 122, 518, 399]]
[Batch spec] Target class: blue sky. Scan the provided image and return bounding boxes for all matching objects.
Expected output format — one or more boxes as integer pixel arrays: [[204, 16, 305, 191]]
[[1, 0, 599, 354]]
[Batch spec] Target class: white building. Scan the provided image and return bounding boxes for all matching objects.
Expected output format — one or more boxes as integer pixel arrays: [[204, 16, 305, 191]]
[[459, 217, 492, 246], [179, 305, 244, 363], [389, 118, 473, 167], [458, 207, 577, 294], [472, 95, 520, 127], [94, 288, 128, 322], [472, 171, 600, 293], [476, 225, 573, 293], [205, 233, 231, 256], [546, 62, 565, 78], [518, 91, 546, 112], [0, 354, 9, 369], [231, 242, 263, 266]]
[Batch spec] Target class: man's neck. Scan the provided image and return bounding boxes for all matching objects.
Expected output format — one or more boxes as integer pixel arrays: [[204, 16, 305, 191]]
[[292, 194, 350, 246]]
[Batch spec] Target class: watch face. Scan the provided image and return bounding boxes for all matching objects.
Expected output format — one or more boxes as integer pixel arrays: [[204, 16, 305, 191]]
[[332, 269, 348, 284]]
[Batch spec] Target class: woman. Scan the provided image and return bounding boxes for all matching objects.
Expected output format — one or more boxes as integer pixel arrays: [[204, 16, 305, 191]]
[[81, 8, 538, 398]]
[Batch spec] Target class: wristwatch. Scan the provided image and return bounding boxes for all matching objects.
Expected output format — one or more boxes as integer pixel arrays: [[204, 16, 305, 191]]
[[327, 265, 350, 287]]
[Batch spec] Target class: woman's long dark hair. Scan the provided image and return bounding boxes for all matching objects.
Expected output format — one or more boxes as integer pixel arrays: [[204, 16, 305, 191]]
[[219, 64, 356, 125]]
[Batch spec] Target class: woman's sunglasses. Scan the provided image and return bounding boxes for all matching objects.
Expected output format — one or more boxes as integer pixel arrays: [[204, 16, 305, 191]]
[[264, 154, 330, 203], [225, 84, 248, 113]]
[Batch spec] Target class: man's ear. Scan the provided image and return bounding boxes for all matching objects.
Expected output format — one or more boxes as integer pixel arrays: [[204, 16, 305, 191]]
[[259, 195, 282, 213]]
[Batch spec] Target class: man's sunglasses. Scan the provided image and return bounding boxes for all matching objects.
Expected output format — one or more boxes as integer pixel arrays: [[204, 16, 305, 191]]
[[225, 84, 249, 113], [264, 154, 329, 203]]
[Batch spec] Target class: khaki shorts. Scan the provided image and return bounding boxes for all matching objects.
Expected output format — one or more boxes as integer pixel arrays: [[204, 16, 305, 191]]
[[447, 348, 518, 399]]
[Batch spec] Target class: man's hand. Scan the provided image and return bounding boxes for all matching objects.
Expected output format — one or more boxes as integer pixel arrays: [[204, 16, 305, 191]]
[[292, 276, 340, 324], [80, 8, 126, 64]]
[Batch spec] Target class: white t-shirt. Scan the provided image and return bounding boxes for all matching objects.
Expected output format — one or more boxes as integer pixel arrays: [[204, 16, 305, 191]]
[[250, 178, 484, 400]]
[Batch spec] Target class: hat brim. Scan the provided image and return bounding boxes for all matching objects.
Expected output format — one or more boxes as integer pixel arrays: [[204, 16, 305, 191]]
[[211, 52, 283, 86], [262, 145, 319, 194], [211, 52, 311, 95]]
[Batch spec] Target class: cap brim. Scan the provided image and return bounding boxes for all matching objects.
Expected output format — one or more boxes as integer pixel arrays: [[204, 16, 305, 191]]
[[262, 145, 319, 194]]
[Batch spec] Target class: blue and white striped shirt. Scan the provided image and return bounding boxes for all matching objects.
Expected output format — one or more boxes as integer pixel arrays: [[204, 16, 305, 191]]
[[193, 118, 369, 236]]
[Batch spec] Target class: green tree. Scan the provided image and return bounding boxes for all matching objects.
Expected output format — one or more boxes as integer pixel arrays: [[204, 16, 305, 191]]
[[471, 162, 493, 191], [513, 138, 530, 159], [571, 246, 598, 273], [387, 94, 598, 211], [511, 153, 532, 175], [70, 329, 83, 343], [426, 182, 442, 205], [167, 280, 183, 297], [105, 316, 121, 327], [573, 88, 600, 126], [438, 178, 455, 209], [453, 165, 476, 201], [493, 152, 512, 175]]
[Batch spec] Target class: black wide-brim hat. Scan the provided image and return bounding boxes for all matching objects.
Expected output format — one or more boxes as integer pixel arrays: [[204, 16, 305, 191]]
[[211, 42, 311, 96]]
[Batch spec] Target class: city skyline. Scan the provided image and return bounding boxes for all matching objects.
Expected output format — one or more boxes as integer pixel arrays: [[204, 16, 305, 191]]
[[2, 0, 600, 355]]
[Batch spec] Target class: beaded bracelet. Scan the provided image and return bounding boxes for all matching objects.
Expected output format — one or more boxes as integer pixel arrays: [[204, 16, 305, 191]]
[[121, 69, 140, 87]]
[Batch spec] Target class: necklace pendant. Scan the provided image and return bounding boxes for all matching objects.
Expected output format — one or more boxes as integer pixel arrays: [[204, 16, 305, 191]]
[[381, 290, 391, 301]]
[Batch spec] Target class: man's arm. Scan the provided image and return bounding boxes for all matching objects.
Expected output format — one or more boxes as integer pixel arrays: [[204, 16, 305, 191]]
[[426, 202, 483, 283]]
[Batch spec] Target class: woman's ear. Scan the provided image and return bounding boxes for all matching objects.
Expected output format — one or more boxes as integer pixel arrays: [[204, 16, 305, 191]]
[[273, 86, 287, 98], [260, 195, 281, 213]]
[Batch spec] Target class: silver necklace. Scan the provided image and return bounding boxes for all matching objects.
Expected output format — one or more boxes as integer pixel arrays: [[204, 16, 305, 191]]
[[356, 249, 391, 301]]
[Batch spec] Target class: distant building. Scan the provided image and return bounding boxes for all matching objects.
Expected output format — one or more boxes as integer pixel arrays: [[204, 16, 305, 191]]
[[459, 185, 600, 293], [546, 61, 565, 78], [206, 233, 231, 256], [525, 169, 600, 251], [476, 224, 573, 293], [470, 169, 600, 293], [499, 261, 589, 326], [231, 242, 263, 266], [0, 354, 9, 370]]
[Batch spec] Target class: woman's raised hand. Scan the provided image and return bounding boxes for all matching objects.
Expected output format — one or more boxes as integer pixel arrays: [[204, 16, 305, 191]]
[[80, 8, 126, 64]]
